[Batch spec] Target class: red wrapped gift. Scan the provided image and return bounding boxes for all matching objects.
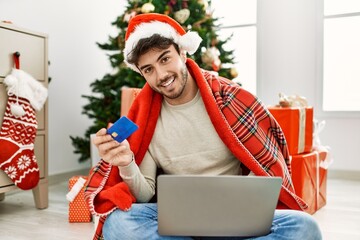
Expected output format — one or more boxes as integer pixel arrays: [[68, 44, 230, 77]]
[[291, 150, 328, 214], [67, 176, 92, 223], [318, 164, 327, 210], [268, 106, 313, 155], [120, 87, 142, 116]]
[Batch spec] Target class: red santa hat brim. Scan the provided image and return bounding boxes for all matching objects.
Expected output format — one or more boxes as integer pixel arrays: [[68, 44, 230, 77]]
[[124, 13, 202, 73]]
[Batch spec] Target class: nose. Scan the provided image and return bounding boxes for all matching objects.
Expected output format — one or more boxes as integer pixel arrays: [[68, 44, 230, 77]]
[[155, 65, 168, 82]]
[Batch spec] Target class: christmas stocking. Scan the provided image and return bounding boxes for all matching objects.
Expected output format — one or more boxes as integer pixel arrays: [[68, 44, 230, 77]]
[[0, 69, 48, 190]]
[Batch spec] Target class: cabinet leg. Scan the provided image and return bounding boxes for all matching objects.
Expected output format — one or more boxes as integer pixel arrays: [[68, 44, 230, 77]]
[[32, 179, 49, 209], [0, 193, 5, 201]]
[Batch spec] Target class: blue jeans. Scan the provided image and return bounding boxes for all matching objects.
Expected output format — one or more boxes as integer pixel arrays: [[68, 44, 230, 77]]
[[103, 203, 322, 240]]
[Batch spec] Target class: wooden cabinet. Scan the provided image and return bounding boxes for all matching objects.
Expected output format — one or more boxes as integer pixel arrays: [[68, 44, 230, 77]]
[[0, 22, 48, 209]]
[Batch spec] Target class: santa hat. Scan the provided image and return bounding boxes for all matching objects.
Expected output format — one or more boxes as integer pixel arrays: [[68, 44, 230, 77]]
[[124, 13, 202, 72]]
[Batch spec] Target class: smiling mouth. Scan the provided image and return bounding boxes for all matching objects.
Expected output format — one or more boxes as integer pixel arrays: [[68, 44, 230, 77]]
[[160, 76, 175, 87]]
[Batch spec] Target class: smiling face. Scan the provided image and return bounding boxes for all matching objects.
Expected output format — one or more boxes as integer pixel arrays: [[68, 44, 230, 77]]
[[137, 45, 197, 105]]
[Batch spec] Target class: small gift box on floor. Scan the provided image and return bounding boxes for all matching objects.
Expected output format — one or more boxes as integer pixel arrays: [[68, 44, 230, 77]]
[[291, 150, 329, 214], [268, 93, 313, 155], [67, 176, 92, 223]]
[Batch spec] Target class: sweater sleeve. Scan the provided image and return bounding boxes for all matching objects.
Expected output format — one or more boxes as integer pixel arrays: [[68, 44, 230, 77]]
[[119, 150, 157, 203]]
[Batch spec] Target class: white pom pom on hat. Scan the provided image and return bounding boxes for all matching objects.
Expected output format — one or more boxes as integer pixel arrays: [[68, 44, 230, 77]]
[[124, 13, 202, 73]]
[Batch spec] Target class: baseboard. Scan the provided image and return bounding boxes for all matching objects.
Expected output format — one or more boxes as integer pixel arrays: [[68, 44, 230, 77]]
[[328, 169, 360, 181], [48, 168, 91, 186]]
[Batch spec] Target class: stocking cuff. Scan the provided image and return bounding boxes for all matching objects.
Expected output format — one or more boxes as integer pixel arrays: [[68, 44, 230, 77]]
[[4, 69, 48, 111]]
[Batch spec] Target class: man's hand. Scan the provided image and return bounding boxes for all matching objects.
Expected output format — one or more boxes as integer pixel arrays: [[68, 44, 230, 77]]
[[92, 128, 133, 167]]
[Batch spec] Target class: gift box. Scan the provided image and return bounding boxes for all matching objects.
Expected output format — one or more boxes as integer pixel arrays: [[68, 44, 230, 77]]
[[291, 150, 328, 214], [120, 87, 142, 116], [67, 176, 92, 223], [268, 106, 313, 155]]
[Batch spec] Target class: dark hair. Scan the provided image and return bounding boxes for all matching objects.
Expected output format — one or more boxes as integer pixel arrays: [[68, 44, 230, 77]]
[[126, 34, 180, 66]]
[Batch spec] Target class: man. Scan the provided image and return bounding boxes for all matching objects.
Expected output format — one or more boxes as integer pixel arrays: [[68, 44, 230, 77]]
[[85, 13, 322, 240]]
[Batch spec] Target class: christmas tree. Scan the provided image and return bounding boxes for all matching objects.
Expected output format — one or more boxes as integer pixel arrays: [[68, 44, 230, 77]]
[[70, 0, 238, 162]]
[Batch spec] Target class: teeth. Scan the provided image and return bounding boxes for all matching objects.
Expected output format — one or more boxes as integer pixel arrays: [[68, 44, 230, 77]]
[[162, 77, 174, 87]]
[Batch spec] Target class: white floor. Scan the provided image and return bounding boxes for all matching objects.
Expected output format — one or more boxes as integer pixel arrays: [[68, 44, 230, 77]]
[[0, 181, 94, 240], [312, 179, 360, 240], [0, 178, 360, 240]]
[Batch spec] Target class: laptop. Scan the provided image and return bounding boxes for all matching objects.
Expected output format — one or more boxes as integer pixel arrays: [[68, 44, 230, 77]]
[[157, 175, 282, 237]]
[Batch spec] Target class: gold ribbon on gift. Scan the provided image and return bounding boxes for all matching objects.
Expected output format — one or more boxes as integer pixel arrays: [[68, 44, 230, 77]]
[[279, 93, 308, 154]]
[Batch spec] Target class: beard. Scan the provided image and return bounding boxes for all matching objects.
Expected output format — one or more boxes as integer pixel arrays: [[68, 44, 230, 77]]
[[159, 62, 188, 100]]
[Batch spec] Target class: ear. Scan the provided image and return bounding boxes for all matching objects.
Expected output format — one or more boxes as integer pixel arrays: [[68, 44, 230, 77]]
[[180, 50, 187, 63]]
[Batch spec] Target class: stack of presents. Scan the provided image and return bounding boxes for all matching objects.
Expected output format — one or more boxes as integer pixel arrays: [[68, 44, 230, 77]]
[[268, 93, 332, 214], [66, 93, 332, 224]]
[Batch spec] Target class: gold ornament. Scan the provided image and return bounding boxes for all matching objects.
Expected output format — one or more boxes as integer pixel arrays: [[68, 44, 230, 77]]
[[198, 0, 209, 10], [174, 9, 190, 24], [230, 67, 238, 78], [141, 2, 155, 13]]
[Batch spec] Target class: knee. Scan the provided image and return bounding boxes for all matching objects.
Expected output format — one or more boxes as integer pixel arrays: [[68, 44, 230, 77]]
[[294, 211, 322, 240], [102, 204, 158, 240], [103, 210, 132, 240], [274, 210, 322, 240]]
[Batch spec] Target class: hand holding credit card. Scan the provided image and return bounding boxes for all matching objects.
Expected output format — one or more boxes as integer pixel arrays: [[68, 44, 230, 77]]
[[107, 116, 139, 143]]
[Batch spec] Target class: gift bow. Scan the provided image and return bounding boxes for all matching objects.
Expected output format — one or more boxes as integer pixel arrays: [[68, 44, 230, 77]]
[[313, 119, 334, 169], [278, 93, 308, 108]]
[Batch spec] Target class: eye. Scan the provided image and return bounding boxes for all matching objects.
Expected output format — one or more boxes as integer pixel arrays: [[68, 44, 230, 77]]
[[161, 56, 170, 63], [143, 67, 152, 74]]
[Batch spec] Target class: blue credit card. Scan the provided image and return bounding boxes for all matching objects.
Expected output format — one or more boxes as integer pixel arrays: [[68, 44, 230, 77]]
[[107, 116, 139, 143]]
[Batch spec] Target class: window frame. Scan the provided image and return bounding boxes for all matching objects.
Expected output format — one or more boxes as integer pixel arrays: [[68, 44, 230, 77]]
[[211, 0, 258, 95], [315, 0, 360, 117]]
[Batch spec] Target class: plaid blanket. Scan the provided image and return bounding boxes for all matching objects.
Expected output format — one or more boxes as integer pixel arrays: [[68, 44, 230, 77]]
[[85, 59, 307, 239]]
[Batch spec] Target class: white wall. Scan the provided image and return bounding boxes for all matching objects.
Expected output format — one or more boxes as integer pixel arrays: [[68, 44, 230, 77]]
[[1, 0, 359, 177], [0, 0, 125, 175], [257, 0, 360, 177]]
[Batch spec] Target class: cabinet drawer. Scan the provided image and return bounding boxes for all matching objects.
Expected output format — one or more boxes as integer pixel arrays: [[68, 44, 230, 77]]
[[0, 81, 46, 130], [0, 27, 46, 80]]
